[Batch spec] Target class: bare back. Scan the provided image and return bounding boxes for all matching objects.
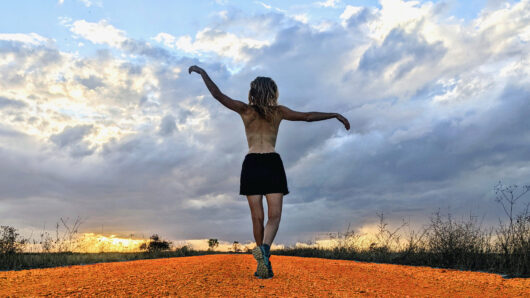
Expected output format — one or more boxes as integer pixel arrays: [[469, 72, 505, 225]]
[[240, 105, 282, 153]]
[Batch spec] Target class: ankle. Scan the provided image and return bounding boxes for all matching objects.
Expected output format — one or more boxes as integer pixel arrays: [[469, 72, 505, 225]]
[[262, 243, 271, 256]]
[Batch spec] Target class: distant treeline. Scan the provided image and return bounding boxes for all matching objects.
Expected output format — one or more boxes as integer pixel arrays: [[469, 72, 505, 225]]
[[1, 181, 528, 277]]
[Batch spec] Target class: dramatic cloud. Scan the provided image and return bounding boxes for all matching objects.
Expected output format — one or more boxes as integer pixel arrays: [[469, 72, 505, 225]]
[[50, 124, 93, 147], [0, 33, 51, 45], [1, 0, 529, 247], [158, 114, 177, 136], [154, 28, 270, 63], [68, 19, 127, 47], [0, 96, 26, 109]]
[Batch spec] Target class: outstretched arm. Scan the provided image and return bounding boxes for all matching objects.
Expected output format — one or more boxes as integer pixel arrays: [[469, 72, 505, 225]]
[[278, 104, 350, 130], [188, 65, 247, 114]]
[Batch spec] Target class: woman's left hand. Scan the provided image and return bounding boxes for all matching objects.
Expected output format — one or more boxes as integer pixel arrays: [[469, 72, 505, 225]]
[[188, 65, 204, 75], [336, 114, 350, 130]]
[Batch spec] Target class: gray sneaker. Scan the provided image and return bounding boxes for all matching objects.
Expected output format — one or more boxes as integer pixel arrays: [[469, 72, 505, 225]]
[[252, 246, 271, 279], [266, 258, 274, 277], [255, 254, 274, 277]]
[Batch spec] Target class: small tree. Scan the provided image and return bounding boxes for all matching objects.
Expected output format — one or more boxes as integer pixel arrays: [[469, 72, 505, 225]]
[[139, 234, 171, 252], [55, 216, 84, 252], [232, 241, 241, 253], [208, 238, 219, 251], [0, 226, 28, 254], [494, 181, 530, 275], [372, 212, 407, 252]]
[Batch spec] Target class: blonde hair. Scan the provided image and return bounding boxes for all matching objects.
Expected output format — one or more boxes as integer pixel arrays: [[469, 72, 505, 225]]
[[248, 76, 279, 122]]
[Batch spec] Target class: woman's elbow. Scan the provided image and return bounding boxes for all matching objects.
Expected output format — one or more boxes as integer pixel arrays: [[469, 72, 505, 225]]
[[211, 91, 223, 100]]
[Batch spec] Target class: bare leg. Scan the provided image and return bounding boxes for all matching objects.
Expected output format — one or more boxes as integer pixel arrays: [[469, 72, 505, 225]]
[[263, 193, 283, 246], [246, 195, 264, 246]]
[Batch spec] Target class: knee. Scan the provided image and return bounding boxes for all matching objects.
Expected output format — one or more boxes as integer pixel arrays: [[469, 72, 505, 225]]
[[268, 213, 281, 223], [251, 215, 264, 224]]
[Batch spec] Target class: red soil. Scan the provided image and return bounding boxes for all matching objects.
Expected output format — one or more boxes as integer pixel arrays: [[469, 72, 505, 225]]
[[1, 254, 528, 297]]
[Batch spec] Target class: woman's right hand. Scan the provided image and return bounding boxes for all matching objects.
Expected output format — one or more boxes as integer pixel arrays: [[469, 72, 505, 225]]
[[188, 65, 204, 75], [336, 114, 350, 130]]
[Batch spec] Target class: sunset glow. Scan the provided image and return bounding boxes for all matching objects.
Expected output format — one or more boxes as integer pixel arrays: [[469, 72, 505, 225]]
[[74, 233, 148, 253]]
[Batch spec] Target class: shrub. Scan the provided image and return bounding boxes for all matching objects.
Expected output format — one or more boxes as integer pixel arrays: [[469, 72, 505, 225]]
[[426, 210, 494, 269], [369, 212, 408, 261], [232, 241, 242, 252], [208, 238, 219, 251], [494, 181, 530, 276], [0, 226, 28, 254], [139, 234, 171, 252]]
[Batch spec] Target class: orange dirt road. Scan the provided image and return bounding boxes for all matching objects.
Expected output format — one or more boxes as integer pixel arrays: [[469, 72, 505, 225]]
[[1, 254, 528, 297]]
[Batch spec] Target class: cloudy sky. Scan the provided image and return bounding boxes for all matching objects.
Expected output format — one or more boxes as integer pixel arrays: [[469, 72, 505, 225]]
[[1, 0, 529, 247]]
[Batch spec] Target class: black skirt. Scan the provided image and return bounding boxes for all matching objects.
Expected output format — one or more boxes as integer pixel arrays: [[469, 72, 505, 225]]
[[240, 152, 289, 196]]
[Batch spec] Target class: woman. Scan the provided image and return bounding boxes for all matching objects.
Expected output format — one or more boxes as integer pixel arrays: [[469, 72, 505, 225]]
[[188, 65, 350, 279]]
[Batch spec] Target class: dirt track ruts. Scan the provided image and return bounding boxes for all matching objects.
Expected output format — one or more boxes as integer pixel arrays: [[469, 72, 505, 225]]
[[1, 254, 528, 297]]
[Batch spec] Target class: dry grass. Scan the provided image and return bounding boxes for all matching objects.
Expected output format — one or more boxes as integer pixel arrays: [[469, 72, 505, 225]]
[[2, 181, 528, 277]]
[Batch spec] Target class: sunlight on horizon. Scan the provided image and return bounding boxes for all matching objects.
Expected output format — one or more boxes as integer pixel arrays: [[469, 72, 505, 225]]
[[21, 223, 422, 253]]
